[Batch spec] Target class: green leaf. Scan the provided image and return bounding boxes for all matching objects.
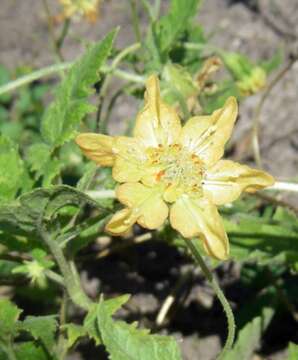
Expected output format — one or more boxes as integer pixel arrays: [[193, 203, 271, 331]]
[[222, 306, 274, 360], [26, 143, 51, 174], [15, 341, 49, 360], [18, 316, 57, 353], [96, 297, 183, 360], [155, 0, 201, 56], [288, 342, 298, 360], [41, 29, 117, 147], [63, 323, 87, 348], [225, 208, 298, 267], [77, 162, 97, 191], [0, 135, 24, 202], [260, 49, 283, 74], [0, 185, 105, 237], [84, 295, 130, 345], [0, 299, 22, 340], [0, 260, 20, 278], [146, 0, 201, 69]]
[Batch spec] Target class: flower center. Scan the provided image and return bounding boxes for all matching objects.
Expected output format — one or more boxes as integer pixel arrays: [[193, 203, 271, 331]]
[[146, 144, 204, 196]]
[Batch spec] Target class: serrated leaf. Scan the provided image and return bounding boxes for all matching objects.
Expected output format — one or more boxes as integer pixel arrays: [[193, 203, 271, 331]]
[[0, 135, 24, 202], [225, 208, 298, 267], [18, 316, 57, 352], [84, 295, 130, 345], [63, 323, 87, 348], [0, 299, 22, 340], [222, 306, 274, 360], [15, 341, 49, 360], [26, 143, 51, 173], [97, 297, 182, 360], [26, 143, 62, 186], [0, 185, 105, 237], [77, 162, 97, 191], [147, 0, 201, 66], [41, 30, 117, 147], [288, 342, 298, 360]]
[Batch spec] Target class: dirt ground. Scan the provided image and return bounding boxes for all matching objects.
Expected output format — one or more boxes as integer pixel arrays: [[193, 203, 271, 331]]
[[1, 1, 298, 359]]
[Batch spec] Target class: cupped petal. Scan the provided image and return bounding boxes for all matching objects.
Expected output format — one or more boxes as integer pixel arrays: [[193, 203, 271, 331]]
[[170, 195, 229, 260], [133, 75, 182, 147], [75, 133, 115, 166], [112, 136, 147, 183], [179, 97, 238, 167], [203, 160, 275, 205], [116, 182, 169, 229], [105, 208, 136, 236]]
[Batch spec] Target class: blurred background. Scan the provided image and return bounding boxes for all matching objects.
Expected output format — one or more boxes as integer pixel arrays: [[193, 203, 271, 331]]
[[0, 1, 298, 359]]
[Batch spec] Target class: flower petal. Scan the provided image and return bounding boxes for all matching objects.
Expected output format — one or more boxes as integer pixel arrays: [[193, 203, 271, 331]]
[[105, 208, 136, 236], [112, 136, 147, 183], [116, 182, 169, 229], [75, 133, 115, 166], [203, 160, 275, 205], [133, 75, 182, 147], [170, 195, 229, 260], [179, 97, 238, 166]]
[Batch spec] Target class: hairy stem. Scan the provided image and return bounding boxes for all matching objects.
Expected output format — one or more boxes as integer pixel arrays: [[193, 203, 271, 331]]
[[183, 239, 235, 359], [0, 62, 144, 96], [38, 225, 91, 311]]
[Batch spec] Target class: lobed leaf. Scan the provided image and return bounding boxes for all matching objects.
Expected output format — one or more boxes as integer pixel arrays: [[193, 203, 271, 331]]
[[41, 29, 117, 147], [0, 135, 24, 203], [17, 315, 57, 353], [96, 297, 183, 360]]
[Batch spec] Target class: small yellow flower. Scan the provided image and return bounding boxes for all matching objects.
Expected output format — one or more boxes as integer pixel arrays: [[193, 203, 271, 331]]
[[59, 0, 100, 22], [76, 75, 274, 260]]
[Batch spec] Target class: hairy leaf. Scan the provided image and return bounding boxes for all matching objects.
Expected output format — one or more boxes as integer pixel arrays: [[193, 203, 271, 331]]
[[0, 185, 105, 236], [17, 316, 57, 352], [0, 299, 22, 340], [147, 0, 201, 67], [96, 297, 182, 360], [15, 341, 49, 360], [41, 30, 117, 147], [0, 135, 24, 202], [84, 295, 129, 345]]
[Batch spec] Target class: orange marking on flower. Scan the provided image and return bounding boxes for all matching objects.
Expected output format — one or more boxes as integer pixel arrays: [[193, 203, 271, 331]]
[[156, 170, 166, 181]]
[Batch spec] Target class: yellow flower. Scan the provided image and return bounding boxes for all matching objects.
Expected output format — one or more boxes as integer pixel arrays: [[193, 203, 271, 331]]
[[59, 0, 100, 22], [76, 75, 274, 260]]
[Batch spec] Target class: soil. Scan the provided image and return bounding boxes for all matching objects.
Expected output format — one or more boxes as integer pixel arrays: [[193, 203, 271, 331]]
[[1, 1, 298, 359]]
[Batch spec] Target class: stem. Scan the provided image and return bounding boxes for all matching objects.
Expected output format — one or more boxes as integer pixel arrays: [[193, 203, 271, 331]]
[[154, 0, 161, 19], [0, 63, 144, 96], [57, 18, 71, 50], [86, 189, 116, 199], [251, 56, 297, 168], [267, 181, 298, 193], [42, 0, 64, 62], [97, 43, 141, 133], [45, 269, 65, 286], [140, 0, 155, 21], [0, 341, 17, 360], [183, 239, 235, 359], [0, 63, 72, 96], [129, 0, 142, 43], [38, 225, 91, 310]]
